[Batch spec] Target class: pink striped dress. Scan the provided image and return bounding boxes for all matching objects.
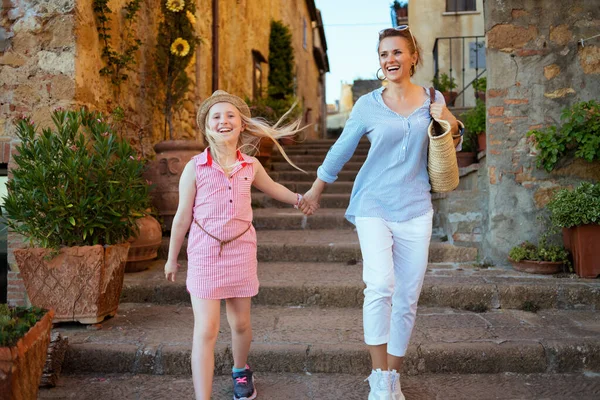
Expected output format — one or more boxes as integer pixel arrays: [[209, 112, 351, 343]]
[[186, 148, 258, 299]]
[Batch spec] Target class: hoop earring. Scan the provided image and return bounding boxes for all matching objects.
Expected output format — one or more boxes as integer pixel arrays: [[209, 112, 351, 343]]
[[409, 63, 416, 77], [376, 68, 386, 81]]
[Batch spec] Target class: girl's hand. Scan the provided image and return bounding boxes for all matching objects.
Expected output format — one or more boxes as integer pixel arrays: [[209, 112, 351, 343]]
[[164, 260, 179, 282], [301, 188, 321, 215]]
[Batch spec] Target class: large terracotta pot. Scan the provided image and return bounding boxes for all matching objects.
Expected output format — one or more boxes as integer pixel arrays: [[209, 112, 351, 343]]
[[14, 244, 130, 324], [0, 309, 54, 399], [508, 258, 563, 275], [442, 91, 458, 106], [477, 132, 486, 152], [126, 215, 162, 273], [456, 151, 477, 168], [562, 224, 600, 278], [144, 140, 205, 232], [256, 137, 275, 168]]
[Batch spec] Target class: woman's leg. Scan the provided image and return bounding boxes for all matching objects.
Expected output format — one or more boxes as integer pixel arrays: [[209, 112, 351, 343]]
[[190, 295, 221, 400], [225, 297, 253, 368], [356, 217, 395, 371], [387, 210, 433, 371]]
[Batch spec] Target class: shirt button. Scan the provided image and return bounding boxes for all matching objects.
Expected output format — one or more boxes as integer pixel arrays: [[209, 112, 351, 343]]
[[229, 186, 232, 190], [229, 199, 233, 203], [403, 146, 406, 149]]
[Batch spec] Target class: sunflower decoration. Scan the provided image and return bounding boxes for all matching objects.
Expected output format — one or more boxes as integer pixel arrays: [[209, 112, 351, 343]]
[[186, 10, 197, 26], [170, 38, 190, 57], [166, 0, 185, 12]]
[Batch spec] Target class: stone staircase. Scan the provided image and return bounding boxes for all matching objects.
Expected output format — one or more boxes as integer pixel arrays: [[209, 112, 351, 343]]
[[42, 139, 600, 399]]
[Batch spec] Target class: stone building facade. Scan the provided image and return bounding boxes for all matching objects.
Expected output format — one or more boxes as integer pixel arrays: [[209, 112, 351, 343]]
[[1, 0, 328, 306], [483, 0, 600, 262]]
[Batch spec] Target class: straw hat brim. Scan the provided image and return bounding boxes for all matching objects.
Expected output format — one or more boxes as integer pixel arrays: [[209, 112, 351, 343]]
[[196, 90, 252, 135]]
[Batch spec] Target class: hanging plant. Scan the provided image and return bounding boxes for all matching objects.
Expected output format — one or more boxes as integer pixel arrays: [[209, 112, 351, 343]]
[[156, 0, 201, 140]]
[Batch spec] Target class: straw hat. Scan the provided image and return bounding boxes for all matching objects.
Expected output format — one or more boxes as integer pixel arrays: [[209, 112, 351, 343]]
[[196, 90, 252, 135]]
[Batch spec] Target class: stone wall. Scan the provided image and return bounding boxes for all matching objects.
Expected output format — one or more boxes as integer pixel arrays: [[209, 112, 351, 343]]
[[483, 1, 600, 263]]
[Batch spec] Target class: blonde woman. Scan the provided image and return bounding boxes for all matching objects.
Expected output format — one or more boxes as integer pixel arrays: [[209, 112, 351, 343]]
[[164, 90, 314, 400], [301, 27, 462, 400]]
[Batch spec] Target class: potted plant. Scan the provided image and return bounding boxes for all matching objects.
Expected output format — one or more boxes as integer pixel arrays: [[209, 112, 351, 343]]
[[472, 77, 486, 103], [508, 239, 570, 275], [464, 99, 486, 151], [432, 73, 458, 106], [0, 305, 54, 398], [2, 108, 150, 324], [547, 182, 600, 278], [456, 128, 478, 167]]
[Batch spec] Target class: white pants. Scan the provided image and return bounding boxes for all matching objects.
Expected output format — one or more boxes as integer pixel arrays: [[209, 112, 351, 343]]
[[355, 210, 433, 357]]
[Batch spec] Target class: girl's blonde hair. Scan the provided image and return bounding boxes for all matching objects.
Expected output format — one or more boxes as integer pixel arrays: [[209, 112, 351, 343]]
[[203, 105, 307, 173]]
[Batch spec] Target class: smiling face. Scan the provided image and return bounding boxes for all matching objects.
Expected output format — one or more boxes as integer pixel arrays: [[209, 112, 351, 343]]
[[207, 102, 246, 143], [378, 36, 418, 82]]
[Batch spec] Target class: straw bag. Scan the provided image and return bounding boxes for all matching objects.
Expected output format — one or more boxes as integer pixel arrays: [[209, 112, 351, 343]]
[[427, 87, 460, 193]]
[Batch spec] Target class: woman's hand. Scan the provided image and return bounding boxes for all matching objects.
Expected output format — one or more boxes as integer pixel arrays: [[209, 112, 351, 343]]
[[430, 102, 458, 133], [164, 260, 179, 282], [300, 187, 322, 216]]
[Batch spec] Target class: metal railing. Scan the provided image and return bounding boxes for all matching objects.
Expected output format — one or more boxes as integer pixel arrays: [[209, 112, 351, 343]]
[[433, 35, 486, 107]]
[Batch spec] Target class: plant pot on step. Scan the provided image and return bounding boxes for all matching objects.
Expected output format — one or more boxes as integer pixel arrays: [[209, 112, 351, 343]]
[[477, 132, 486, 152], [256, 137, 275, 168], [0, 308, 54, 399], [14, 244, 130, 324], [508, 257, 563, 275], [442, 91, 458, 107], [456, 151, 477, 167], [144, 140, 206, 232], [126, 215, 162, 273], [562, 224, 600, 278]]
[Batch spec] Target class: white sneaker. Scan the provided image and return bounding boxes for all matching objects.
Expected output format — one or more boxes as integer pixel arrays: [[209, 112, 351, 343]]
[[365, 369, 392, 400], [389, 370, 406, 400]]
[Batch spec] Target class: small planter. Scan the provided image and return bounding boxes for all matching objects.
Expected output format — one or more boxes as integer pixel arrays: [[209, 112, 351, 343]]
[[126, 215, 162, 273], [256, 137, 275, 168], [14, 244, 130, 324], [456, 151, 477, 167], [442, 91, 458, 107], [477, 133, 486, 152], [508, 257, 563, 275], [0, 309, 54, 399], [475, 91, 486, 103], [562, 224, 600, 278]]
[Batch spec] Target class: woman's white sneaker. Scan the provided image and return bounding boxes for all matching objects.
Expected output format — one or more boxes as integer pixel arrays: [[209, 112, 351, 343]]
[[366, 369, 392, 400], [389, 370, 405, 400]]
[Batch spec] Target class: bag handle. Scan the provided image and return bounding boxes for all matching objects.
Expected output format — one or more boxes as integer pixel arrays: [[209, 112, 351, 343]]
[[429, 87, 436, 105]]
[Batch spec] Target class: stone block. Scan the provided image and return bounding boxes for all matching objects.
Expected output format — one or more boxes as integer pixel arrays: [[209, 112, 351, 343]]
[[579, 46, 600, 75], [64, 343, 137, 373], [549, 24, 572, 46], [487, 24, 538, 50], [544, 88, 576, 98], [543, 339, 600, 372], [0, 52, 26, 67], [37, 50, 75, 76], [544, 64, 561, 80], [498, 284, 559, 310]]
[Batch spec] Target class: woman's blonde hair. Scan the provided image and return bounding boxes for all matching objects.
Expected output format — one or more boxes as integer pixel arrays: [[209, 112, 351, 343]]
[[203, 105, 306, 173]]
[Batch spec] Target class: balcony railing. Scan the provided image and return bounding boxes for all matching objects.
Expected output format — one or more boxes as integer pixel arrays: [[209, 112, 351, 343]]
[[433, 36, 486, 107]]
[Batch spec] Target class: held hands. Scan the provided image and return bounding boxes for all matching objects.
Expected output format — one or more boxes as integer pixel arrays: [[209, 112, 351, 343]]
[[164, 260, 180, 282], [299, 187, 321, 216]]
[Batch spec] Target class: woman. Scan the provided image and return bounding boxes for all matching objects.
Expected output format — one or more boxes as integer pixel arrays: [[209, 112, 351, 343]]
[[300, 27, 461, 400]]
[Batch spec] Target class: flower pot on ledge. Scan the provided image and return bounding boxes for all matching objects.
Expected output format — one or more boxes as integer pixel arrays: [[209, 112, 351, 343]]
[[126, 215, 162, 273], [562, 224, 600, 278], [0, 309, 55, 399], [508, 257, 563, 275]]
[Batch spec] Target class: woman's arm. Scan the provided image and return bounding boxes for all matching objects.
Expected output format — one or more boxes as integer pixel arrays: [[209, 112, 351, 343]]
[[164, 160, 196, 282]]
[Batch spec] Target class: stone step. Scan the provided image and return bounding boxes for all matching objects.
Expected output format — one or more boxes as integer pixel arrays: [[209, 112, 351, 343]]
[[252, 208, 352, 230], [56, 303, 600, 376], [270, 161, 364, 172], [279, 148, 370, 156], [253, 181, 355, 194], [122, 260, 600, 311], [269, 170, 356, 182], [158, 231, 478, 263], [39, 372, 600, 399], [253, 192, 350, 208], [271, 154, 367, 163]]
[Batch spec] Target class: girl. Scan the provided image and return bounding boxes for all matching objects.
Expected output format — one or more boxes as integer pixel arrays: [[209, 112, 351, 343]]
[[301, 27, 462, 400], [164, 90, 314, 400]]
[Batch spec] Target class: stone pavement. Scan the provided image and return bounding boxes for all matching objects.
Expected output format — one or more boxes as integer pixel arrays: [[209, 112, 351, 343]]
[[39, 372, 600, 399]]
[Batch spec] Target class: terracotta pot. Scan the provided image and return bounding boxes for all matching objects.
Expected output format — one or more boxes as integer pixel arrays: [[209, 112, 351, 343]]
[[562, 224, 600, 278], [0, 309, 54, 399], [442, 91, 458, 106], [475, 91, 486, 103], [256, 137, 275, 168], [144, 140, 205, 231], [477, 132, 486, 152], [456, 151, 477, 167], [126, 215, 162, 273], [14, 243, 130, 324], [508, 257, 563, 275]]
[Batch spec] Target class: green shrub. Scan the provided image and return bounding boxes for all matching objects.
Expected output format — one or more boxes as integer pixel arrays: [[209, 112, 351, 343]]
[[0, 305, 47, 347], [1, 108, 151, 250], [527, 100, 600, 172], [464, 99, 486, 134], [472, 77, 486, 93], [431, 73, 457, 92], [547, 182, 600, 228], [508, 240, 570, 263]]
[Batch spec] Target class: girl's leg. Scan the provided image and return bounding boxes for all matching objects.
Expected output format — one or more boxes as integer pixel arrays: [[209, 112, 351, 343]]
[[225, 297, 253, 368], [387, 210, 433, 371], [355, 217, 395, 371], [190, 295, 221, 400]]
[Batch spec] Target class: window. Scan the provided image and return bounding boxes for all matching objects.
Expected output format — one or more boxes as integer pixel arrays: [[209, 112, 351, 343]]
[[446, 0, 476, 12], [252, 50, 266, 99]]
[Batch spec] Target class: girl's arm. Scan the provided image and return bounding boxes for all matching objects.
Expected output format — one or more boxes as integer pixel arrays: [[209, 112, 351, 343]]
[[165, 160, 197, 282], [252, 160, 300, 206]]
